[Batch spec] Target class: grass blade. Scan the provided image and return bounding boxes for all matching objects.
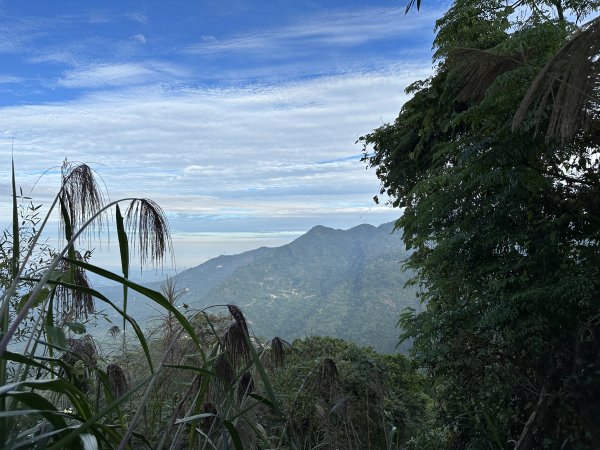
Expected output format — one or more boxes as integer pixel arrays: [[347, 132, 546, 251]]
[[64, 257, 205, 363], [115, 204, 129, 333]]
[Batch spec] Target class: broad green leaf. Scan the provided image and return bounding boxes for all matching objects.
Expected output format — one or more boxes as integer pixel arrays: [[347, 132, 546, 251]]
[[5, 391, 68, 430], [45, 325, 67, 349]]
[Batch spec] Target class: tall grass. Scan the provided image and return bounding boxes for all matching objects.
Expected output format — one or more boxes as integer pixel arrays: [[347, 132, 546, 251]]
[[0, 161, 285, 449]]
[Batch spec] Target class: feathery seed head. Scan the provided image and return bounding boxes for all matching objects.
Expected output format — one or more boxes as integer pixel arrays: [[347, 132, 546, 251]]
[[125, 198, 173, 268]]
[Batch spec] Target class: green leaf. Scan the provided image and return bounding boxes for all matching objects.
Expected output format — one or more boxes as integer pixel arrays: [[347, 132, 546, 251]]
[[64, 322, 86, 335], [5, 391, 68, 430], [17, 288, 51, 312], [1, 351, 61, 377], [45, 325, 67, 349], [115, 204, 129, 332], [45, 278, 154, 373], [11, 157, 19, 279], [222, 419, 244, 450], [63, 257, 205, 363]]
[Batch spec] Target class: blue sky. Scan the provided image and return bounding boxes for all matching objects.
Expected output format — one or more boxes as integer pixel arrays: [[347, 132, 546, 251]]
[[0, 0, 447, 268]]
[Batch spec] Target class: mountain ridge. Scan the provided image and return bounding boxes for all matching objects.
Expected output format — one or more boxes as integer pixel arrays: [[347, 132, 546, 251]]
[[99, 221, 419, 353]]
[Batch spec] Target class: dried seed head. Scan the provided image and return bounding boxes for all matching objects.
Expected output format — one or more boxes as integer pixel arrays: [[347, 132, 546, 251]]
[[268, 336, 289, 368], [237, 371, 254, 404], [107, 363, 128, 398], [214, 353, 235, 386], [318, 358, 340, 390], [107, 325, 120, 338], [125, 198, 172, 268], [68, 334, 97, 367], [227, 304, 248, 334], [60, 161, 105, 240], [56, 252, 95, 320], [161, 277, 186, 306], [448, 48, 526, 103], [223, 321, 250, 367], [513, 16, 600, 142]]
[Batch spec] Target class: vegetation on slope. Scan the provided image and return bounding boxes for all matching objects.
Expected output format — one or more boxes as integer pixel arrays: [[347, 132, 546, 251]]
[[363, 0, 600, 447]]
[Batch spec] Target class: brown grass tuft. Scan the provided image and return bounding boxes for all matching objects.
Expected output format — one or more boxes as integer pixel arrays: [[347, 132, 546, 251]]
[[223, 321, 250, 367], [107, 363, 128, 398], [214, 352, 235, 386]]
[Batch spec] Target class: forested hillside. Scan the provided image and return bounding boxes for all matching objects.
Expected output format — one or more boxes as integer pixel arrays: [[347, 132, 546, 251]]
[[104, 222, 419, 353]]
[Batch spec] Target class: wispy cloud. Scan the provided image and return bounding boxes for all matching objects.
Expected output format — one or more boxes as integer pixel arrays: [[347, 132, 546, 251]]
[[185, 6, 438, 55], [0, 74, 22, 84], [56, 61, 188, 88]]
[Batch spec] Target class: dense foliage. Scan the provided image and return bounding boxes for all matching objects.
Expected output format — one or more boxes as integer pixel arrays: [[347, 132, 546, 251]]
[[270, 336, 430, 449], [362, 1, 600, 448]]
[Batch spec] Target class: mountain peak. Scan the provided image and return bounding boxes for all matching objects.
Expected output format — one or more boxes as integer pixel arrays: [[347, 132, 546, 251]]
[[308, 224, 334, 233]]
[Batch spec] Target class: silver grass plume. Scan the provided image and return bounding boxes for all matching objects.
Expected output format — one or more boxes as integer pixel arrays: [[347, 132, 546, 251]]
[[214, 352, 235, 386], [125, 198, 173, 268], [227, 304, 248, 334], [223, 305, 251, 366], [66, 334, 98, 368], [60, 161, 105, 241], [317, 358, 340, 391], [107, 325, 120, 338]]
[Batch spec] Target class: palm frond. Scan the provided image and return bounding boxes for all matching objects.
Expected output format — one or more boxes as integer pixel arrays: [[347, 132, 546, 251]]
[[448, 47, 527, 102], [513, 16, 600, 142]]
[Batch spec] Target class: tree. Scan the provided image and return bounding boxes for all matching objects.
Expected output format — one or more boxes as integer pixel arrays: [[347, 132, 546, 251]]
[[361, 1, 600, 447]]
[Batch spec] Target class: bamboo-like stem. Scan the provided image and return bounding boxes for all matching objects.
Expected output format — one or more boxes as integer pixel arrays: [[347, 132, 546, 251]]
[[117, 327, 185, 450]]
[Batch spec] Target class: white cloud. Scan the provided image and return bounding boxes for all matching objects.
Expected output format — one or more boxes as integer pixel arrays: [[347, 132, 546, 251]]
[[0, 74, 22, 84], [185, 6, 440, 55], [57, 61, 188, 88], [0, 63, 430, 234], [131, 34, 146, 44]]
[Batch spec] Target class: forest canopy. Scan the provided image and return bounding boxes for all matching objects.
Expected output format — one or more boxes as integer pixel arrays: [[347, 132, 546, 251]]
[[361, 0, 600, 448]]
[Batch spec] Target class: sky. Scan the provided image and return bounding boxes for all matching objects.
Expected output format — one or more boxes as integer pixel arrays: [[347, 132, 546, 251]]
[[0, 0, 448, 269]]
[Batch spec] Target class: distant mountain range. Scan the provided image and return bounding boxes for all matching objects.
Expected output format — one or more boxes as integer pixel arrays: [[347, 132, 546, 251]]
[[97, 222, 421, 353]]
